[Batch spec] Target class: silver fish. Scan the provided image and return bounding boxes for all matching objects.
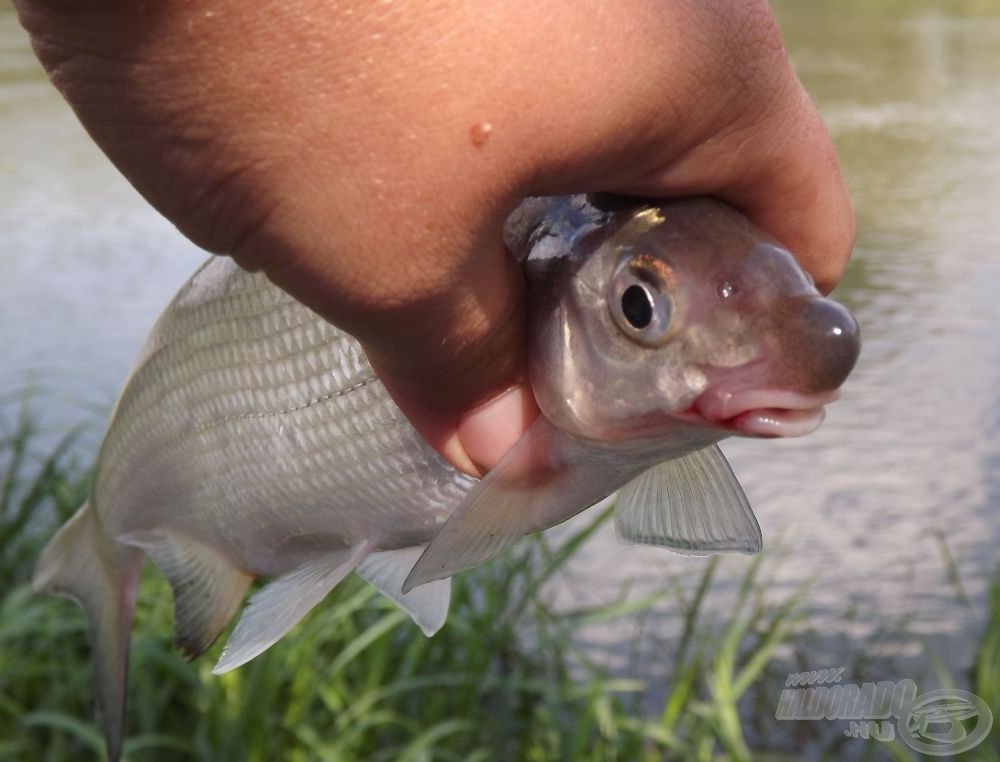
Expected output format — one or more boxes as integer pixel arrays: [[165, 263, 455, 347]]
[[33, 195, 859, 760]]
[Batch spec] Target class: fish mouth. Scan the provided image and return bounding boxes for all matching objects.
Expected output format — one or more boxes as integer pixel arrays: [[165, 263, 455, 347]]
[[692, 388, 842, 438]]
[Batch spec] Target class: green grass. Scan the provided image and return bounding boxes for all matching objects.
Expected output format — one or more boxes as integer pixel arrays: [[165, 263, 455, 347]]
[[1, 398, 997, 761]]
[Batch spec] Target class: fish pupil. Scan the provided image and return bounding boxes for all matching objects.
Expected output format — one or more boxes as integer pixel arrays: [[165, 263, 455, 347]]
[[621, 284, 653, 329]]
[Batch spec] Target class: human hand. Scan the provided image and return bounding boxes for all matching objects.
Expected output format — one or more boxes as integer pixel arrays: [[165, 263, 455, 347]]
[[15, 0, 853, 476]]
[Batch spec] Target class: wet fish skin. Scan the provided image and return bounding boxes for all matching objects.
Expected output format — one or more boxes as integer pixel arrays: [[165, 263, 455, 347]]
[[31, 195, 860, 761], [404, 196, 859, 586], [517, 195, 859, 443], [98, 257, 474, 573]]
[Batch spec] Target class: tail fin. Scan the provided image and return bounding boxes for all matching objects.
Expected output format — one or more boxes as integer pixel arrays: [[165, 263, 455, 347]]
[[32, 503, 142, 762]]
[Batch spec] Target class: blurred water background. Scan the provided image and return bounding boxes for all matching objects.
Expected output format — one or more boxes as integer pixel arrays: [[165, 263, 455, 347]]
[[1, 0, 999, 749], [568, 0, 1000, 666]]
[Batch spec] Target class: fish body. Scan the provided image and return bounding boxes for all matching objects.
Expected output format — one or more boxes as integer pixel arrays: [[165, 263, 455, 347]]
[[96, 256, 475, 574], [33, 195, 860, 761]]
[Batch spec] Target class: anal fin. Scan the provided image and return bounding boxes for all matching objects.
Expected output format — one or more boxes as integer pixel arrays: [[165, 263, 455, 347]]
[[213, 540, 373, 674], [357, 546, 450, 636], [614, 444, 762, 555], [122, 531, 254, 659]]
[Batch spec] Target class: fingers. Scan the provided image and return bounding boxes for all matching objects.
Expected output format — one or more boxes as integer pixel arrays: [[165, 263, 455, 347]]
[[730, 93, 856, 296], [577, 1, 855, 294], [345, 238, 535, 477], [626, 81, 856, 295], [16, 0, 546, 473], [235, 187, 537, 475], [457, 386, 540, 477], [14, 0, 855, 477]]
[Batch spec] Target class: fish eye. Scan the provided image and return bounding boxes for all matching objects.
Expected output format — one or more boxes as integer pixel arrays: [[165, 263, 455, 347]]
[[609, 255, 676, 346], [621, 284, 653, 328]]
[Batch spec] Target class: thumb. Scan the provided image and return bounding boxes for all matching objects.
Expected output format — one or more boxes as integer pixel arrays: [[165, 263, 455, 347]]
[[257, 224, 540, 478], [363, 241, 540, 477]]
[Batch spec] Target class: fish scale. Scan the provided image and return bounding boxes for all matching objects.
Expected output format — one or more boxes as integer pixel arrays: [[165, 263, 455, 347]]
[[95, 256, 473, 568]]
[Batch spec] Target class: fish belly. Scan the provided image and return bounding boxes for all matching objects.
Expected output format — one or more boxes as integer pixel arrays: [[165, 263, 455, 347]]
[[90, 257, 475, 577]]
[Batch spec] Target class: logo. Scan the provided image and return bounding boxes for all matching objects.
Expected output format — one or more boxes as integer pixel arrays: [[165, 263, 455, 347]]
[[898, 690, 993, 756], [775, 669, 993, 756]]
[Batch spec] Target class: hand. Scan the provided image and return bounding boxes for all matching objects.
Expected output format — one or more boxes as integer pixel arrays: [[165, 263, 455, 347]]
[[15, 0, 853, 476]]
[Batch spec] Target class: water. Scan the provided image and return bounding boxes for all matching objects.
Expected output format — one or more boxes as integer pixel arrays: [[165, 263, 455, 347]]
[[564, 0, 1000, 694], [2, 0, 999, 736], [0, 9, 204, 429]]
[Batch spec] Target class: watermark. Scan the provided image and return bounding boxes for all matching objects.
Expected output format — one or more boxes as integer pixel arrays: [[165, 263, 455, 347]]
[[775, 668, 993, 756]]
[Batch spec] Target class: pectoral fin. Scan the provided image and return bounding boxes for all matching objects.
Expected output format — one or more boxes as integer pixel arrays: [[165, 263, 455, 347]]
[[122, 531, 253, 660], [213, 540, 373, 674], [403, 417, 617, 593], [614, 445, 762, 555], [357, 546, 451, 636]]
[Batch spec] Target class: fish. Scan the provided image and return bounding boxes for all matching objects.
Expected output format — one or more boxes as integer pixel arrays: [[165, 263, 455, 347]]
[[32, 195, 860, 761]]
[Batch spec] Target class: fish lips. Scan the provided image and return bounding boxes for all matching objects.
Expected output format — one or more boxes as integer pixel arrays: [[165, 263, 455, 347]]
[[691, 387, 843, 438]]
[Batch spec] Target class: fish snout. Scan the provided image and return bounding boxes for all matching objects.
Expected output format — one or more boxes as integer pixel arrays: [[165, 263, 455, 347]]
[[783, 296, 861, 393], [691, 295, 859, 439]]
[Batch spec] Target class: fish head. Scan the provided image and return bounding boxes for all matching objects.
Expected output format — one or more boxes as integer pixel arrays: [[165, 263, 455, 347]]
[[525, 196, 860, 449]]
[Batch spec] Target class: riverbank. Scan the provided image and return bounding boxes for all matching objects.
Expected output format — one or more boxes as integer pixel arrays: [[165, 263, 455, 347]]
[[1, 400, 996, 761]]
